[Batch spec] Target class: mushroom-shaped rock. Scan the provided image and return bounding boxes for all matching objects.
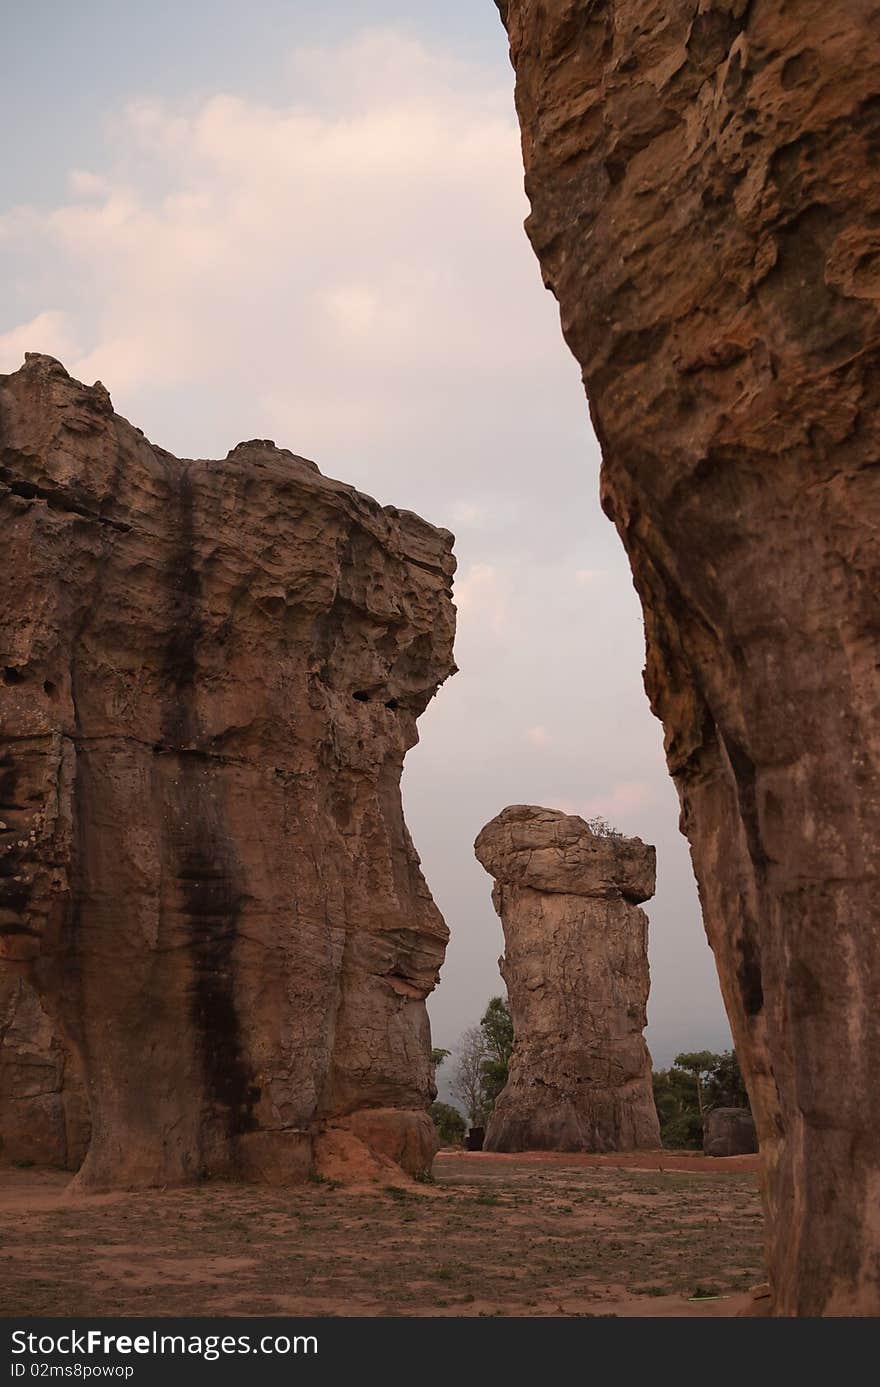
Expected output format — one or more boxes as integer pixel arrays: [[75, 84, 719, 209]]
[[475, 805, 660, 1152]]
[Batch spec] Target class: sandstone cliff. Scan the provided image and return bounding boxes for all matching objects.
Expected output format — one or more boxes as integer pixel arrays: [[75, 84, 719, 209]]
[[0, 353, 455, 1188], [475, 805, 659, 1152], [497, 0, 880, 1315]]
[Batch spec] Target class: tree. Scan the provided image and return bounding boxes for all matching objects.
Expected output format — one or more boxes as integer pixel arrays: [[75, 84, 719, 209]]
[[430, 1101, 466, 1146], [451, 1026, 489, 1127], [674, 1050, 719, 1118], [654, 1049, 752, 1148], [705, 1050, 749, 1109], [431, 1047, 450, 1069], [652, 1067, 703, 1149], [479, 996, 513, 1114], [480, 996, 513, 1065]]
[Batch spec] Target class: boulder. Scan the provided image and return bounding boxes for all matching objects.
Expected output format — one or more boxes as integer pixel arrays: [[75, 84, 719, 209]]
[[704, 1107, 758, 1159]]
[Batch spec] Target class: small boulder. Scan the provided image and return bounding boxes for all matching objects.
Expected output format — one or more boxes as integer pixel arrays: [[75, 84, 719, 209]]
[[703, 1107, 757, 1158]]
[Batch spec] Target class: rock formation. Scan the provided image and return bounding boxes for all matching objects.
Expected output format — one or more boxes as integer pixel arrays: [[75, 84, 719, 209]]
[[0, 353, 455, 1189], [496, 1, 880, 1314], [0, 972, 89, 1169], [704, 1106, 758, 1159], [474, 805, 660, 1152]]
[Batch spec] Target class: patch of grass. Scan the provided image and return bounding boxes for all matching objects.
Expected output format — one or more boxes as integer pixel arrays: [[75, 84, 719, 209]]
[[0, 1158, 763, 1318], [689, 1284, 721, 1300]]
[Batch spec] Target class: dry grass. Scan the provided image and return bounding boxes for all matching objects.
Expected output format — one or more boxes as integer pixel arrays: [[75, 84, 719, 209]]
[[0, 1154, 764, 1318]]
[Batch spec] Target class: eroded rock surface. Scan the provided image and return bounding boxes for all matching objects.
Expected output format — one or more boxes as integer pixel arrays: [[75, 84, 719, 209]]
[[0, 972, 89, 1169], [475, 805, 660, 1152], [0, 354, 455, 1188], [497, 0, 880, 1314]]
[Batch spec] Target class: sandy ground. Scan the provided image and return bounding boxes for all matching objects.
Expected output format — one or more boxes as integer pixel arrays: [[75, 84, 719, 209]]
[[0, 1151, 764, 1318]]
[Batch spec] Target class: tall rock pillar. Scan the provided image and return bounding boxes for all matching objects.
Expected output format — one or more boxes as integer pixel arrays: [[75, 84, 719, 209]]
[[475, 805, 660, 1152]]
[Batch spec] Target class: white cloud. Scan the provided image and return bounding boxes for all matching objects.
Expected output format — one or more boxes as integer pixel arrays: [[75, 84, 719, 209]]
[[0, 29, 553, 467]]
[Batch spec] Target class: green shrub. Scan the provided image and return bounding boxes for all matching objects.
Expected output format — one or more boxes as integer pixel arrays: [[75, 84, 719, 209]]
[[660, 1112, 704, 1150], [430, 1101, 466, 1146]]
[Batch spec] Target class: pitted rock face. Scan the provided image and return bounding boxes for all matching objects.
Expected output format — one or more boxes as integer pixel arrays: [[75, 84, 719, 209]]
[[475, 805, 660, 1154], [474, 803, 655, 901], [0, 354, 455, 1188], [497, 1, 880, 1314]]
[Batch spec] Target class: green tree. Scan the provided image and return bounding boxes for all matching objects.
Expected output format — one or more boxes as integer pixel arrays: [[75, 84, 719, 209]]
[[705, 1050, 749, 1109], [451, 999, 517, 1128], [431, 1047, 451, 1069], [430, 1101, 466, 1146], [674, 1050, 719, 1118], [480, 1057, 508, 1112], [479, 996, 513, 1115], [480, 996, 513, 1065], [652, 1067, 703, 1149], [653, 1049, 751, 1149]]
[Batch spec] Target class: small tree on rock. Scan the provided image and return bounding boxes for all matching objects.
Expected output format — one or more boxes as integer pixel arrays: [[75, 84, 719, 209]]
[[584, 815, 624, 839]]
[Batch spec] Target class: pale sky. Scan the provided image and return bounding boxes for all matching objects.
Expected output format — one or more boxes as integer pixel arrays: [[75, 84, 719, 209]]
[[2, 0, 731, 1069]]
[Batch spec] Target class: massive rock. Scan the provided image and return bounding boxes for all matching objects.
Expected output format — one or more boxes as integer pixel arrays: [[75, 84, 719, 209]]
[[0, 972, 89, 1169], [0, 354, 455, 1189], [496, 0, 880, 1314], [474, 805, 660, 1152]]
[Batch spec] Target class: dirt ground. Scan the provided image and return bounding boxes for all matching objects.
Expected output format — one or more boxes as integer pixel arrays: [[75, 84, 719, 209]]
[[0, 1150, 764, 1318]]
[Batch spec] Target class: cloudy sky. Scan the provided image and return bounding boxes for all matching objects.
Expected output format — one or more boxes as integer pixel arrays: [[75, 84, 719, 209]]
[[2, 0, 731, 1069]]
